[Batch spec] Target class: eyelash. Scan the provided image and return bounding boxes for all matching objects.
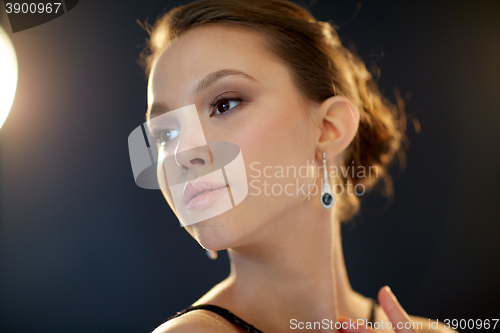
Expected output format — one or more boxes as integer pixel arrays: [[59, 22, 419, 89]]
[[150, 92, 246, 145], [150, 126, 178, 146], [209, 92, 245, 116]]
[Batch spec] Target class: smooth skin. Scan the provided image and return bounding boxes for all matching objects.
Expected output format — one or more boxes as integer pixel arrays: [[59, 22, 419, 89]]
[[148, 24, 454, 333]]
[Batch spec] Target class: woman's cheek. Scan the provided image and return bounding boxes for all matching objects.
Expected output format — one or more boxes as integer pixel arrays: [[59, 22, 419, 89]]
[[236, 111, 289, 167]]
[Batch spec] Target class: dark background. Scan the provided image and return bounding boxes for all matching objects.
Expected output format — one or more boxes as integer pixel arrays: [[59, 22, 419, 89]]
[[0, 0, 498, 332]]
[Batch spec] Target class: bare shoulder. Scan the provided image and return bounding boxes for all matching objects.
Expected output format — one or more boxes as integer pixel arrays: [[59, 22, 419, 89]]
[[152, 310, 239, 333], [409, 315, 459, 333]]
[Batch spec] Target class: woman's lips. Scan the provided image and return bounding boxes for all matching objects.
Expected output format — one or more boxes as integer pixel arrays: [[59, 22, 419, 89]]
[[183, 180, 228, 211]]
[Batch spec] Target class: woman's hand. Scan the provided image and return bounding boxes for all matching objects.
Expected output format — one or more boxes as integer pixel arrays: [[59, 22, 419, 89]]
[[338, 286, 418, 333]]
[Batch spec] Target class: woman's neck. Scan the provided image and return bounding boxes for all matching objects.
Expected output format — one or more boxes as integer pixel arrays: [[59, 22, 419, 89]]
[[197, 201, 372, 332]]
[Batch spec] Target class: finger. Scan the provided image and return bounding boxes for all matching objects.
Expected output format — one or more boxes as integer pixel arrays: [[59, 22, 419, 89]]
[[377, 286, 417, 333], [337, 316, 377, 333]]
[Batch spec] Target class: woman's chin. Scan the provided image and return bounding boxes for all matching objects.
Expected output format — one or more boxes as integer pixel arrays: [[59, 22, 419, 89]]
[[193, 232, 237, 253], [183, 212, 251, 252]]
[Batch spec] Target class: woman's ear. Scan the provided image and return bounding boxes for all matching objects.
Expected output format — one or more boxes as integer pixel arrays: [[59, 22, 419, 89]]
[[316, 96, 359, 162]]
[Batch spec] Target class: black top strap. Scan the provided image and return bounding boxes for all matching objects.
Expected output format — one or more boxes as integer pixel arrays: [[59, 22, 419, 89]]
[[169, 304, 264, 333], [368, 298, 378, 323], [169, 300, 377, 333]]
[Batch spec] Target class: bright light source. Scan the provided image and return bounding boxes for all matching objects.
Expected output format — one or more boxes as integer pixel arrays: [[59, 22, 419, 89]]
[[0, 25, 18, 130]]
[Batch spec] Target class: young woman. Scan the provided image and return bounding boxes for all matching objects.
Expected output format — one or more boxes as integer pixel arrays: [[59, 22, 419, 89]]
[[139, 1, 454, 332]]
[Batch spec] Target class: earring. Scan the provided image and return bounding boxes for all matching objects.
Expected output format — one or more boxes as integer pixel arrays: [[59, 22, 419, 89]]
[[321, 152, 334, 209], [206, 250, 218, 260]]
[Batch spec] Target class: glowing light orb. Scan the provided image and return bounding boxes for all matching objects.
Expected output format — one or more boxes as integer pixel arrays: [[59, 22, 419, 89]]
[[0, 25, 18, 130]]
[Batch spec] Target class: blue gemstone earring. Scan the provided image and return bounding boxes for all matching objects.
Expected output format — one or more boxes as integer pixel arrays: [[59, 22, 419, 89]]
[[321, 152, 334, 209]]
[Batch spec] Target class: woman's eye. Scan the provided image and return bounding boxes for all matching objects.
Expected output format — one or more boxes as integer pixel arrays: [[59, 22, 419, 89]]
[[158, 129, 179, 145], [214, 99, 241, 115]]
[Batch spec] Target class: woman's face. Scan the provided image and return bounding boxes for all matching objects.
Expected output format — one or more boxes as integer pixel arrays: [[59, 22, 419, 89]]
[[147, 25, 322, 250]]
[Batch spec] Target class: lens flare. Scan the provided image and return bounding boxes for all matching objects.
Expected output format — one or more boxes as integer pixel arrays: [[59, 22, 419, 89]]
[[0, 25, 18, 130]]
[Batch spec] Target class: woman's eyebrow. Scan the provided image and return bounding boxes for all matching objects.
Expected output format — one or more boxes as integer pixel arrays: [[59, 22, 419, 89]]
[[147, 68, 258, 120], [194, 68, 259, 96]]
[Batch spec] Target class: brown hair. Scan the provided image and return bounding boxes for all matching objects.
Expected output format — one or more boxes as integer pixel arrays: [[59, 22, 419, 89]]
[[138, 0, 406, 221]]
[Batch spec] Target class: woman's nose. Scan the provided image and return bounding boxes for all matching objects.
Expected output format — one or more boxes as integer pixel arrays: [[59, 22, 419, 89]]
[[174, 145, 212, 174]]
